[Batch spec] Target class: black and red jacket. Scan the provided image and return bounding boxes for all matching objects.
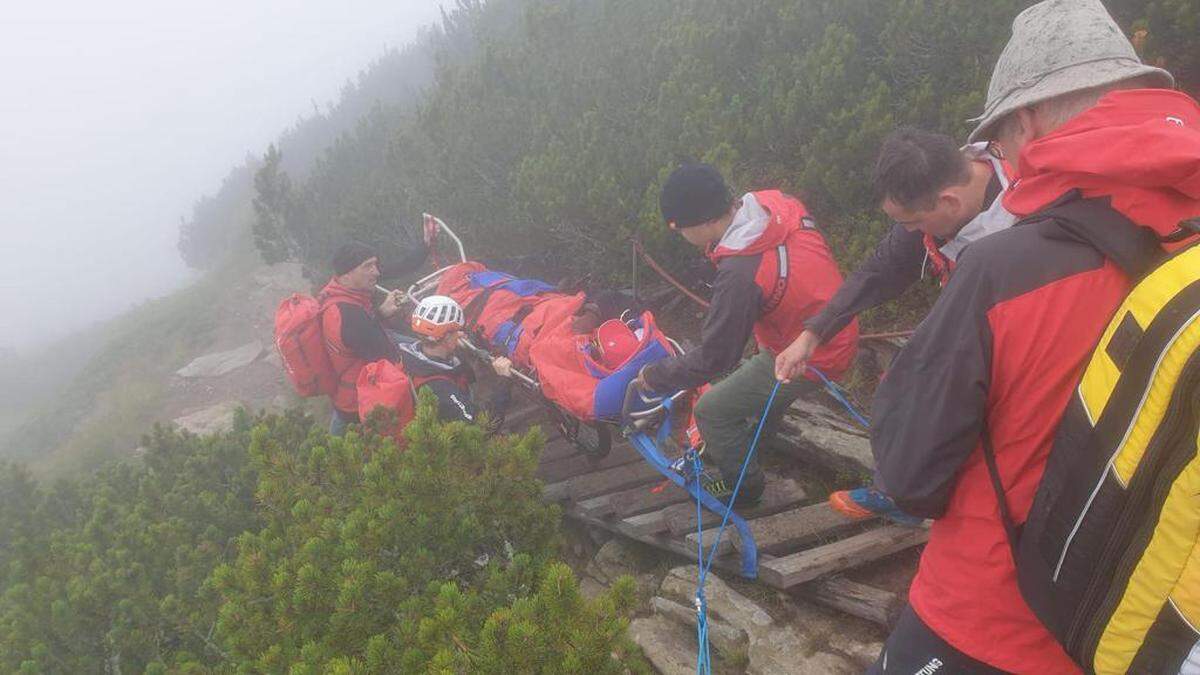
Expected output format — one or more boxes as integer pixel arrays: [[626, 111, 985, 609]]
[[643, 190, 858, 392], [396, 340, 476, 424], [806, 146, 1012, 342], [871, 89, 1200, 673]]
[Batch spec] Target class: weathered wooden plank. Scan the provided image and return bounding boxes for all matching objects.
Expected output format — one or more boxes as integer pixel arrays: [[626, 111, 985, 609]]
[[798, 576, 903, 628], [564, 496, 912, 628], [536, 443, 641, 483], [623, 509, 673, 536], [576, 479, 692, 521], [543, 461, 665, 503], [759, 525, 929, 589], [563, 502, 753, 579], [772, 420, 874, 481], [499, 403, 547, 432], [686, 502, 868, 557], [623, 477, 806, 538], [538, 438, 582, 464], [664, 478, 807, 536], [575, 494, 619, 519]]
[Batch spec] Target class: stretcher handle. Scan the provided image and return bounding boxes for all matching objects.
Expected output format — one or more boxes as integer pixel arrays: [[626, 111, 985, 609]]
[[457, 336, 540, 390], [422, 213, 467, 265], [621, 378, 689, 426]]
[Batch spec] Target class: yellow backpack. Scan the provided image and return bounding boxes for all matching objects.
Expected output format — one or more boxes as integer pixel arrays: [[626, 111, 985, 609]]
[[994, 235, 1200, 673]]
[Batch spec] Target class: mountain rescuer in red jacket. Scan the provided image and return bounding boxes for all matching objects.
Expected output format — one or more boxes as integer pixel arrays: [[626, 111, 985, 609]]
[[634, 163, 858, 505], [775, 129, 1016, 525], [774, 129, 1014, 382], [320, 241, 413, 436], [865, 0, 1196, 672]]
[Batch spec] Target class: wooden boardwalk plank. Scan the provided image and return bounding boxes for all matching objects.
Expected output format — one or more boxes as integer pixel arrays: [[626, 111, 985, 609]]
[[797, 576, 903, 627], [499, 403, 547, 432], [686, 502, 868, 557], [565, 502, 913, 627], [538, 438, 582, 463], [622, 477, 805, 537], [666, 478, 807, 536], [576, 480, 692, 520], [759, 525, 929, 589], [537, 443, 641, 483], [543, 461, 665, 503]]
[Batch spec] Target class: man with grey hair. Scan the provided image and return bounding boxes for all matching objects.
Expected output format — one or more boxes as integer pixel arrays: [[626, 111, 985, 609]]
[[866, 0, 1200, 672]]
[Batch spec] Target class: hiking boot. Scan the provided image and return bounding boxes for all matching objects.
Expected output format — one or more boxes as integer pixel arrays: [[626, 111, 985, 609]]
[[702, 474, 764, 509], [829, 487, 923, 527]]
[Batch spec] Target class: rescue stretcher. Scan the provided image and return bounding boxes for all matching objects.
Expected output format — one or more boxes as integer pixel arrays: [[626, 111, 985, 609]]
[[386, 214, 761, 578]]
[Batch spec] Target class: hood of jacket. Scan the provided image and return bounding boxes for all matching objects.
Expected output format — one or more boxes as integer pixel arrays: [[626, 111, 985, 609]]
[[397, 340, 464, 377], [708, 191, 799, 261], [1003, 88, 1200, 249]]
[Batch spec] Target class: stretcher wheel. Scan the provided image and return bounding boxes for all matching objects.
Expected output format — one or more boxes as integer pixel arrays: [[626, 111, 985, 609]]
[[549, 406, 612, 459]]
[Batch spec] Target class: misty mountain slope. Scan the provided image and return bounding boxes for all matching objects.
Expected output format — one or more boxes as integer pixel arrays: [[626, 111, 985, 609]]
[[0, 257, 317, 477]]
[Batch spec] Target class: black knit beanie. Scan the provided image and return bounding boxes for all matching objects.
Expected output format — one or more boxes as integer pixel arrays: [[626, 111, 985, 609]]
[[332, 241, 376, 275], [659, 163, 732, 228]]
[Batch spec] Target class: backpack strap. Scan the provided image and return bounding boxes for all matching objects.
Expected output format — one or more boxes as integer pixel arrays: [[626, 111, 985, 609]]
[[1023, 191, 1162, 280], [980, 423, 1022, 562], [760, 244, 789, 315], [410, 373, 456, 397]]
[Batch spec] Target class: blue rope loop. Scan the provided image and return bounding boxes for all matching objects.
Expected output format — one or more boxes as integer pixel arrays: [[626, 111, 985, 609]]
[[690, 379, 782, 673], [686, 367, 866, 671], [806, 365, 870, 428]]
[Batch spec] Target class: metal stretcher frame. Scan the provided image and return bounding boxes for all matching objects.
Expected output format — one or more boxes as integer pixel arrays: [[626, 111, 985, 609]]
[[389, 214, 759, 576]]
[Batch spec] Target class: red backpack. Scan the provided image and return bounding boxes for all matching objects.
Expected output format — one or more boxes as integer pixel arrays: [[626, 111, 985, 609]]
[[357, 360, 455, 441], [274, 293, 338, 397]]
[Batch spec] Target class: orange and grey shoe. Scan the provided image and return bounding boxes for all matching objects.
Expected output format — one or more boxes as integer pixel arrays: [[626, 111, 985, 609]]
[[829, 487, 923, 526]]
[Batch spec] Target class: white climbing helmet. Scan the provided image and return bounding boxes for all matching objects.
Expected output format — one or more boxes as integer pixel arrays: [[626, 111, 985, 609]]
[[411, 294, 465, 340]]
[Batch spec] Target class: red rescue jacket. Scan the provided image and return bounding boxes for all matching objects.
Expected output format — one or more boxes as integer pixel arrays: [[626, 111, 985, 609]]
[[318, 279, 377, 413], [709, 190, 858, 380], [873, 88, 1200, 673]]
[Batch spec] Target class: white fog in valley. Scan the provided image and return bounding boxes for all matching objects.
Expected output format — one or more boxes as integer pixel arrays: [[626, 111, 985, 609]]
[[0, 0, 442, 354]]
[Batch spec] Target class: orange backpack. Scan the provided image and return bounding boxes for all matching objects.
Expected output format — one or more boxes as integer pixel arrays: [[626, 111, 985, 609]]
[[273, 294, 337, 397], [357, 360, 455, 441]]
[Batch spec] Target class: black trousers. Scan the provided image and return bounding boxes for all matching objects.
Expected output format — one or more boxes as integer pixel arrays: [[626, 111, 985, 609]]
[[867, 606, 1011, 674]]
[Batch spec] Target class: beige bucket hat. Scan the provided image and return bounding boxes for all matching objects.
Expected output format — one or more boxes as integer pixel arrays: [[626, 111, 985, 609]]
[[968, 0, 1174, 143]]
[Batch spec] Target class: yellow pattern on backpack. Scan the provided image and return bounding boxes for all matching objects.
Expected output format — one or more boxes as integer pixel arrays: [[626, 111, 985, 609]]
[[1093, 429, 1200, 674], [1077, 246, 1200, 486]]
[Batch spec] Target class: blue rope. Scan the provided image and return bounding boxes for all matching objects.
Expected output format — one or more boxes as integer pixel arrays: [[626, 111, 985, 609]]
[[690, 451, 711, 675], [691, 380, 782, 673], [806, 365, 870, 428]]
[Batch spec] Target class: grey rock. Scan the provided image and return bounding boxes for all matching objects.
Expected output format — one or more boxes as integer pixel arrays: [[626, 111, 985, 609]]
[[659, 565, 866, 675], [651, 596, 748, 659], [173, 401, 242, 436], [775, 416, 874, 476], [585, 538, 662, 597], [176, 341, 264, 378], [578, 575, 609, 602], [750, 624, 857, 675], [660, 566, 774, 638], [628, 615, 699, 675]]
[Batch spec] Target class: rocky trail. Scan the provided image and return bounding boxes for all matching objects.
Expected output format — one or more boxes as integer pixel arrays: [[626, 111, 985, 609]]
[[162, 262, 312, 435]]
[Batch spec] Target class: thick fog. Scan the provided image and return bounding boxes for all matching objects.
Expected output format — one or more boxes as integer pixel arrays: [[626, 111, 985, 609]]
[[0, 0, 442, 353]]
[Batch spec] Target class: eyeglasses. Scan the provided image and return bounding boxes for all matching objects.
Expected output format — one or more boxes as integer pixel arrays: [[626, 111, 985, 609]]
[[986, 141, 1005, 160]]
